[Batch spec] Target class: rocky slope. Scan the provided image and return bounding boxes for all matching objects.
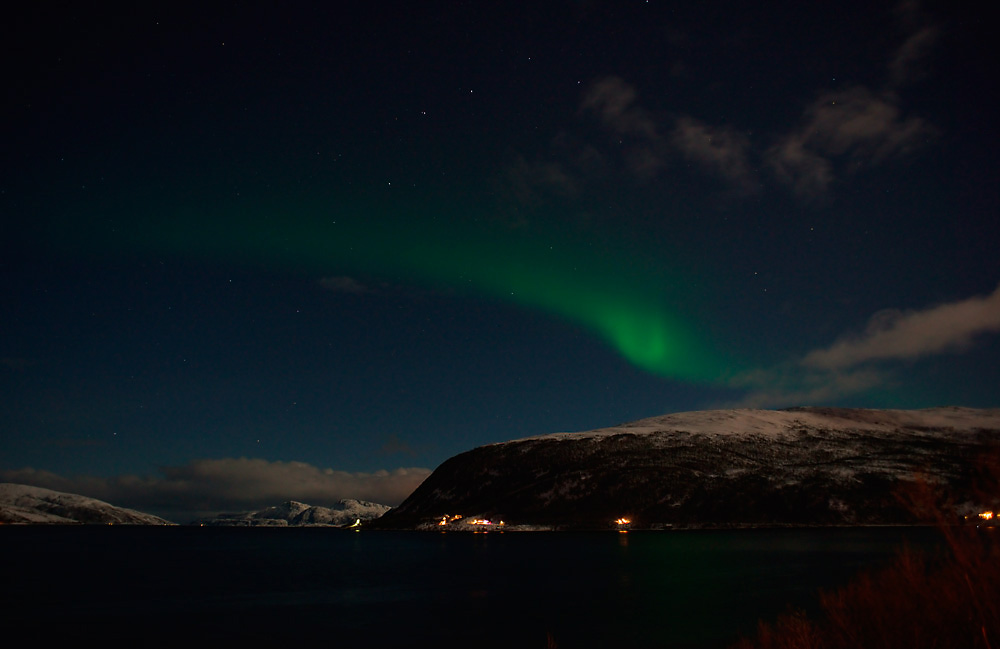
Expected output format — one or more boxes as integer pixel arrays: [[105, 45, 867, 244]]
[[0, 483, 174, 525], [193, 499, 391, 526], [374, 407, 1000, 530]]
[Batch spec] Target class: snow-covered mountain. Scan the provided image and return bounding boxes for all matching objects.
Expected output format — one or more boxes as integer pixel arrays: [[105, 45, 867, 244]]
[[193, 499, 391, 526], [374, 407, 1000, 530], [0, 483, 174, 525]]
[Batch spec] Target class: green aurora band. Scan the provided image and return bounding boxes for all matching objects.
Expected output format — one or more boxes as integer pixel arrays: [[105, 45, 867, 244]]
[[65, 195, 733, 382]]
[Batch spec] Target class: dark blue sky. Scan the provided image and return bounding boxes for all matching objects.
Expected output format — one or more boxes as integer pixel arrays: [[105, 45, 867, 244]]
[[3, 1, 998, 519]]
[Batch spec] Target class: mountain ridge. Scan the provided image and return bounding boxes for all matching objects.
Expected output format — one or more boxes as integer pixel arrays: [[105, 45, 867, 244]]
[[193, 498, 391, 526], [373, 407, 1000, 530], [0, 483, 174, 525]]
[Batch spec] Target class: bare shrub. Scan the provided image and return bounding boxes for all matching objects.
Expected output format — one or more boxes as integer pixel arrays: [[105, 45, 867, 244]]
[[735, 454, 1000, 649]]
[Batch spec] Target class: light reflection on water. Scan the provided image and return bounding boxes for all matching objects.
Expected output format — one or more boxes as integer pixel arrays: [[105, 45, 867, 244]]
[[1, 526, 940, 648]]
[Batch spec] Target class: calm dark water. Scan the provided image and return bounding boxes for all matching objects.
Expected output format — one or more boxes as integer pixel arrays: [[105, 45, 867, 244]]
[[1, 526, 940, 647]]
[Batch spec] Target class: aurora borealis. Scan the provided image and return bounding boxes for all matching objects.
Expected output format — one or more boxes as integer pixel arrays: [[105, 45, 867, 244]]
[[98, 196, 724, 382], [3, 1, 998, 519]]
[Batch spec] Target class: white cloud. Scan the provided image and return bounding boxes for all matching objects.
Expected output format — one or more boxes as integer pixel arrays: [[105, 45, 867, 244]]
[[727, 284, 1000, 408], [804, 284, 1000, 370]]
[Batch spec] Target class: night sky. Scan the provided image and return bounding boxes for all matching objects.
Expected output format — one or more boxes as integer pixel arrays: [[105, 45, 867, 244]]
[[3, 1, 998, 520]]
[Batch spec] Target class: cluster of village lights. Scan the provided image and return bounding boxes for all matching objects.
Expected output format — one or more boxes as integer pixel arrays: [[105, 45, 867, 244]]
[[438, 514, 505, 528]]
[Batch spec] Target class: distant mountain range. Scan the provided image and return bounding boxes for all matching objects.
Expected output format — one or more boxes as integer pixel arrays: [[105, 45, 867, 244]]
[[0, 482, 392, 527], [193, 499, 391, 527], [373, 407, 1000, 530], [0, 483, 174, 525]]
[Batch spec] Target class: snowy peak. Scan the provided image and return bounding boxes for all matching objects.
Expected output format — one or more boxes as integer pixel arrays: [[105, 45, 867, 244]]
[[0, 483, 174, 525], [257, 500, 313, 520], [194, 499, 391, 526]]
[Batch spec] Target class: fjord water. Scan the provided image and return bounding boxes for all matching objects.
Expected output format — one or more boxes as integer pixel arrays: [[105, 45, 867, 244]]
[[2, 526, 936, 647]]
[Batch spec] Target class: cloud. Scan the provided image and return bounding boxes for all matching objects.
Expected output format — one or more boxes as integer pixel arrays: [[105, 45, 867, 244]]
[[727, 284, 1000, 407], [581, 76, 659, 139], [522, 4, 939, 204], [578, 76, 931, 199], [318, 276, 371, 294], [580, 78, 755, 187], [766, 135, 834, 197], [580, 76, 665, 178], [1, 458, 432, 521], [725, 366, 886, 409], [889, 0, 939, 87], [766, 1, 939, 197], [575, 69, 931, 197], [670, 116, 755, 191], [503, 155, 580, 206], [889, 25, 939, 87], [767, 86, 933, 197], [803, 87, 930, 160], [804, 284, 1000, 370]]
